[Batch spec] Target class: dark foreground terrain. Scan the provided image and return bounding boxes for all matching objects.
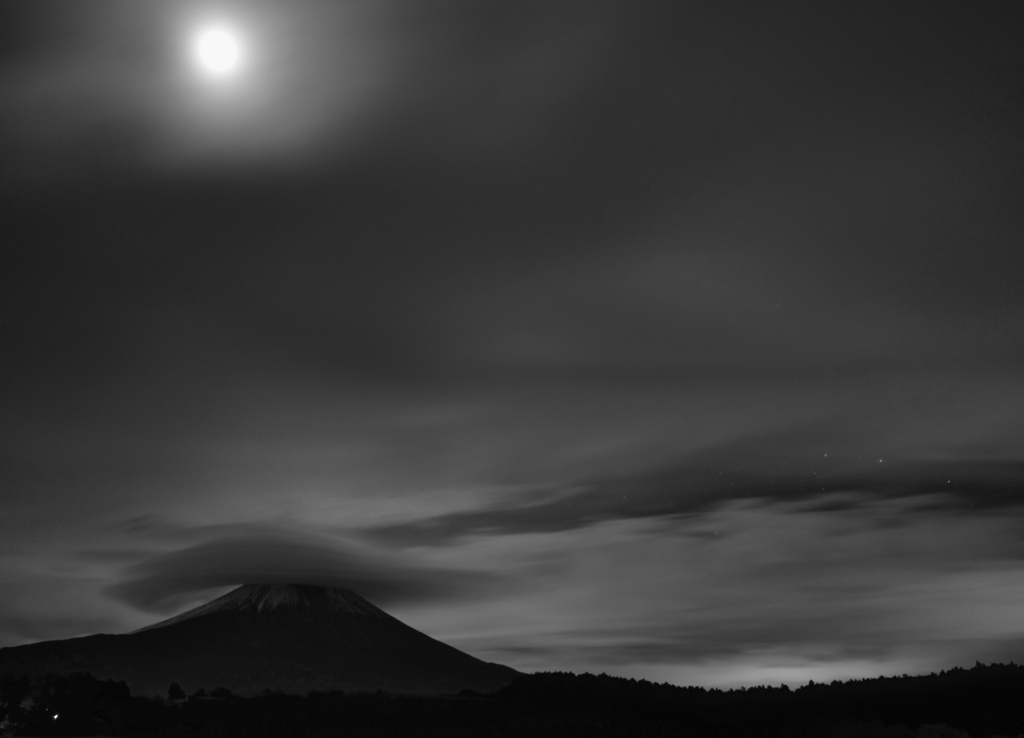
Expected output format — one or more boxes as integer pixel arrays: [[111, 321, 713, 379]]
[[0, 585, 518, 697], [2, 662, 1023, 737]]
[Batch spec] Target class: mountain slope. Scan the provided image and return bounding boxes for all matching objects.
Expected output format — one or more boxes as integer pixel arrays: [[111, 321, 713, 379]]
[[0, 584, 520, 697]]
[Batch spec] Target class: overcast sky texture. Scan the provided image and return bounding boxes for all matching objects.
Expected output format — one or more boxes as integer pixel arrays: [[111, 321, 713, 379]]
[[2, 1, 1024, 688]]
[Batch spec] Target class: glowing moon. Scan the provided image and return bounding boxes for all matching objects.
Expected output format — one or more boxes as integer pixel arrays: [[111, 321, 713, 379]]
[[195, 28, 241, 75]]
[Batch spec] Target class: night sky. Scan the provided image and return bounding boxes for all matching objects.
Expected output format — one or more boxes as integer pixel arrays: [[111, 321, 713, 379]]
[[3, 1, 1024, 688]]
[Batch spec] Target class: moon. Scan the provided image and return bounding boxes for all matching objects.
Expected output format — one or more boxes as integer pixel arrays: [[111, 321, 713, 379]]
[[195, 27, 242, 76]]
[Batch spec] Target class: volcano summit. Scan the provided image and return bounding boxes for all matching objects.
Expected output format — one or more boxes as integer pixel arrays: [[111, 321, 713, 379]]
[[0, 584, 520, 696]]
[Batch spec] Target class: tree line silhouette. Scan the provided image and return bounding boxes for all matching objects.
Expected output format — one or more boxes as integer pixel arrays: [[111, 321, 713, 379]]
[[2, 662, 1022, 736]]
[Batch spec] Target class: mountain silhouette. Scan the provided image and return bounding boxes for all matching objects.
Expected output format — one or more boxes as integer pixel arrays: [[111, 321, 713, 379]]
[[0, 584, 520, 696]]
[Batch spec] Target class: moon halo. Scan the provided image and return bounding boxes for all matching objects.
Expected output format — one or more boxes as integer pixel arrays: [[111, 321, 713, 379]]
[[194, 27, 242, 76]]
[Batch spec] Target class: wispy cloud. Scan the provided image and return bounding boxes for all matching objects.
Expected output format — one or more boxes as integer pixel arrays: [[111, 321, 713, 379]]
[[399, 495, 1024, 685], [364, 439, 1024, 546]]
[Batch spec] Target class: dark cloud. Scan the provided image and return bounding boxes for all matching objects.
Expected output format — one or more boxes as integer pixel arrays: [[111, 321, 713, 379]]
[[105, 528, 504, 615], [5, 0, 1024, 414], [366, 446, 1024, 546]]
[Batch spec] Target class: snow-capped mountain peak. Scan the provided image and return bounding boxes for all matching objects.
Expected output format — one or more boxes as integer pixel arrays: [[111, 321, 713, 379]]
[[133, 583, 386, 633]]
